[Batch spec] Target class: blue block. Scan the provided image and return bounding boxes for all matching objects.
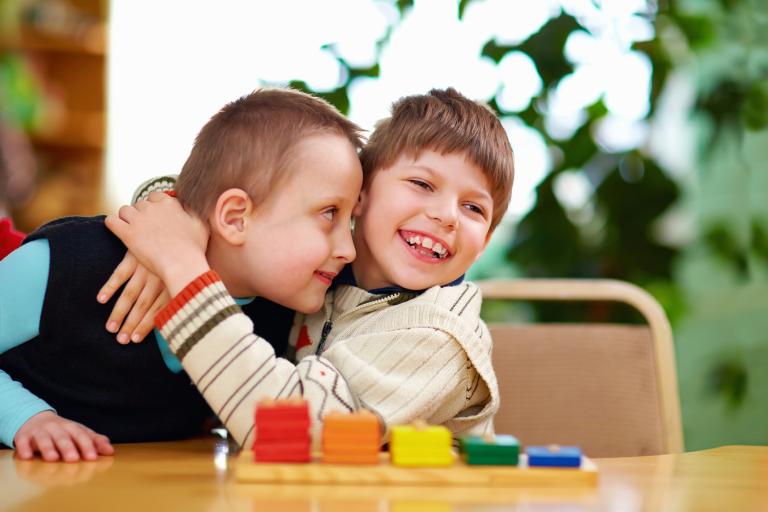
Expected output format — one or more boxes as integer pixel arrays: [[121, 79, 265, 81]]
[[526, 445, 582, 468]]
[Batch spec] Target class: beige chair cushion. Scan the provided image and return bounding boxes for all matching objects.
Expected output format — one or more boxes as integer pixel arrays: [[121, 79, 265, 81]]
[[490, 323, 665, 457]]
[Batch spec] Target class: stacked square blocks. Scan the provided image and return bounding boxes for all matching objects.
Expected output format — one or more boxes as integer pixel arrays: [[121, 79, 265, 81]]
[[251, 399, 583, 469]]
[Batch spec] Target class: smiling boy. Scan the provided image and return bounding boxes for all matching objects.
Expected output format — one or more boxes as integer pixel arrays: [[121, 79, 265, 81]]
[[108, 88, 514, 443], [0, 88, 363, 461], [290, 88, 513, 435]]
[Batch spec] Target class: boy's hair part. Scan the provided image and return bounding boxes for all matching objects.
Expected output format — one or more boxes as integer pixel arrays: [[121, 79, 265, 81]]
[[176, 88, 364, 218], [360, 88, 514, 232]]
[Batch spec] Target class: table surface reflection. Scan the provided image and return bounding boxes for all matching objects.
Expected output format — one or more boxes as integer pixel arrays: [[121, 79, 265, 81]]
[[1, 439, 766, 511]]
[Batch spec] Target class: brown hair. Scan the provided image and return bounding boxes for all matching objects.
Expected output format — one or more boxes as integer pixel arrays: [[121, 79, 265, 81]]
[[359, 88, 514, 232], [175, 88, 364, 218]]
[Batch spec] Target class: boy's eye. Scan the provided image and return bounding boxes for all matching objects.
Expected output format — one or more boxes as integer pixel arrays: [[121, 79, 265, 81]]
[[322, 208, 338, 222], [409, 179, 433, 191], [464, 203, 485, 216]]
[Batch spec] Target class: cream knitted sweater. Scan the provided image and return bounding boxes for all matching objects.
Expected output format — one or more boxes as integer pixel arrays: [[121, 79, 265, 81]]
[[155, 271, 499, 448]]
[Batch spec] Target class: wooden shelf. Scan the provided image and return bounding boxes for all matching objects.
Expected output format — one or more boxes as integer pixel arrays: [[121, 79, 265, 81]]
[[5, 0, 108, 233], [0, 25, 106, 56], [30, 111, 104, 149]]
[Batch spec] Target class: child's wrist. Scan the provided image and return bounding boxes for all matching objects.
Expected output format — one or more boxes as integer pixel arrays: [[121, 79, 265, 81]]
[[161, 256, 211, 296]]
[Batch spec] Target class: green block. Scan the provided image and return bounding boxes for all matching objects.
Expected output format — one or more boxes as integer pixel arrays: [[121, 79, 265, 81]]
[[459, 434, 520, 466]]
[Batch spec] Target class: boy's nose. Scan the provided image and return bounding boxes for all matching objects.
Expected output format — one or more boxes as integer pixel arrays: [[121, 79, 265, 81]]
[[334, 227, 356, 263], [428, 200, 458, 229]]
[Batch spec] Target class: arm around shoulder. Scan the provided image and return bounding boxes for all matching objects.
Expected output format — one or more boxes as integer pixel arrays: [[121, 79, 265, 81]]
[[154, 270, 358, 449]]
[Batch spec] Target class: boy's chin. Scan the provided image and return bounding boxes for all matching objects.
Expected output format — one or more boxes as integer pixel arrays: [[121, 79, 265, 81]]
[[393, 271, 460, 292], [289, 297, 326, 315]]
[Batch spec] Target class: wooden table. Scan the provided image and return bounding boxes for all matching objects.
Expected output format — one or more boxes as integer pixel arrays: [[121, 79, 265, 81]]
[[1, 439, 766, 511]]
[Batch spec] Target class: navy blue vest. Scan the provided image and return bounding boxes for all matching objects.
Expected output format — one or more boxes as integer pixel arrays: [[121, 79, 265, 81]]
[[0, 216, 293, 443]]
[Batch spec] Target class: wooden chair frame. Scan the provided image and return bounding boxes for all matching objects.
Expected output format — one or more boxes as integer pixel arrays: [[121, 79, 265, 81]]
[[478, 278, 684, 454]]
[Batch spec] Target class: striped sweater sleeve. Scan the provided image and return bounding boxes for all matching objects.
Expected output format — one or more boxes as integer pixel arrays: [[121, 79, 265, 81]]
[[322, 324, 494, 438], [155, 270, 358, 448]]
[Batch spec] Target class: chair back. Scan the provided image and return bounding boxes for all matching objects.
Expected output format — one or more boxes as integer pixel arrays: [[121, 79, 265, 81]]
[[479, 279, 683, 457]]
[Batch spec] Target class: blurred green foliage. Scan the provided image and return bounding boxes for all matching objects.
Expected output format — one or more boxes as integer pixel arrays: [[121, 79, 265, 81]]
[[0, 1, 47, 130], [667, 0, 768, 449], [297, 0, 768, 449]]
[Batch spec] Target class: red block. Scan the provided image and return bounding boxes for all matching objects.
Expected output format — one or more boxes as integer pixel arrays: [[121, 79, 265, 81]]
[[253, 441, 311, 463], [256, 421, 310, 442], [255, 399, 310, 423]]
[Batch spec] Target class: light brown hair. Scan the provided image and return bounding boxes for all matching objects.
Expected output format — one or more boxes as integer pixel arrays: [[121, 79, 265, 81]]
[[359, 88, 514, 232], [175, 88, 364, 218]]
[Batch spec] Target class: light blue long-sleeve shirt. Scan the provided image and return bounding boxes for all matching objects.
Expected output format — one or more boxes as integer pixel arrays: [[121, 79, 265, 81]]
[[0, 240, 252, 448]]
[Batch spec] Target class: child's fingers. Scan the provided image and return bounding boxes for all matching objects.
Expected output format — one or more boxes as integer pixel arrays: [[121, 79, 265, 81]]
[[30, 433, 60, 462], [105, 206, 138, 243], [14, 434, 34, 460], [117, 203, 140, 221], [98, 251, 138, 305], [110, 270, 147, 344], [43, 423, 80, 462], [64, 425, 99, 461], [121, 275, 161, 342], [132, 192, 168, 211], [92, 433, 114, 456], [132, 312, 157, 343], [104, 213, 129, 242], [52, 436, 81, 463], [131, 291, 168, 343], [147, 191, 172, 203]]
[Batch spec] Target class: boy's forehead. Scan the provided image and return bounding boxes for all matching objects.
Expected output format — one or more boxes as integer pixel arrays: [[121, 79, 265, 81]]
[[277, 135, 362, 193], [377, 149, 494, 197]]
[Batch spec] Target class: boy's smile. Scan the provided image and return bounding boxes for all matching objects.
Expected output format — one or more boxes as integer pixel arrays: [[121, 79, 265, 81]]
[[314, 270, 338, 286], [352, 150, 493, 291], [401, 229, 451, 260]]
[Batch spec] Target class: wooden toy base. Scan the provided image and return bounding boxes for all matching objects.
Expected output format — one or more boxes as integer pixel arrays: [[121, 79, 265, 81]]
[[235, 451, 598, 487]]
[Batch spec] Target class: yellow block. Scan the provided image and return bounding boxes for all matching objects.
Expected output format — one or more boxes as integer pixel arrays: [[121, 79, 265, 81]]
[[390, 451, 454, 467], [390, 424, 453, 467], [390, 424, 451, 447]]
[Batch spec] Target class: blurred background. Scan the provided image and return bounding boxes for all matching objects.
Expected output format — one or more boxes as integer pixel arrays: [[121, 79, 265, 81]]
[[1, 0, 766, 450]]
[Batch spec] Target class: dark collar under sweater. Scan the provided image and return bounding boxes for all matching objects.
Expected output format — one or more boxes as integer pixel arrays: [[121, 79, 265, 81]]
[[333, 264, 464, 295]]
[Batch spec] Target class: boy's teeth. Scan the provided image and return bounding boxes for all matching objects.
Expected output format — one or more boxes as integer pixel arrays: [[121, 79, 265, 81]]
[[405, 232, 449, 258]]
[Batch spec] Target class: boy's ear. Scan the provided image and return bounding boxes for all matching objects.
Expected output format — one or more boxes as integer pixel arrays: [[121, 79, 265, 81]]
[[211, 188, 252, 246], [352, 188, 368, 217]]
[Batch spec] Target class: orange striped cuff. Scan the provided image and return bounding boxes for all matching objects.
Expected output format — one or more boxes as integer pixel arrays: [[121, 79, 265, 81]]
[[154, 269, 222, 329]]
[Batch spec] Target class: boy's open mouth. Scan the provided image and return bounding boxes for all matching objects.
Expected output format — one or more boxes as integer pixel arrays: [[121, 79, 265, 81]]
[[399, 230, 451, 261]]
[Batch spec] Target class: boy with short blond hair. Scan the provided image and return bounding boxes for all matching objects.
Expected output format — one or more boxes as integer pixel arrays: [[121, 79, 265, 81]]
[[0, 87, 364, 461], [109, 88, 514, 444]]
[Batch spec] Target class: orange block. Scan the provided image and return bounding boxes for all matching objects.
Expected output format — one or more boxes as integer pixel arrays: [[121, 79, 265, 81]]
[[323, 451, 380, 464], [322, 410, 381, 465]]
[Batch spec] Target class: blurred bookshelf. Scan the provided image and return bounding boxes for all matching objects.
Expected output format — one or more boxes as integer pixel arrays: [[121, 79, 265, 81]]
[[1, 0, 107, 233]]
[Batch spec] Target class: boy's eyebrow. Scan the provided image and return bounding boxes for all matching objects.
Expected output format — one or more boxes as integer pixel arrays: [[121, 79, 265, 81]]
[[411, 164, 493, 202], [314, 194, 350, 204]]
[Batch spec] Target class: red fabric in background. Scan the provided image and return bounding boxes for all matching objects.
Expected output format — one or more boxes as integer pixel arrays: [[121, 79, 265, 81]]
[[0, 217, 25, 260]]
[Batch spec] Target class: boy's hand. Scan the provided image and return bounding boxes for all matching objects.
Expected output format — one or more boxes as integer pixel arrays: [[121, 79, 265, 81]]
[[14, 411, 114, 462], [105, 192, 211, 296], [97, 251, 171, 344]]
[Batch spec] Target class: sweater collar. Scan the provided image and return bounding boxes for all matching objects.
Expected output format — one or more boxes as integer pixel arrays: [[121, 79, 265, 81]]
[[333, 264, 464, 295]]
